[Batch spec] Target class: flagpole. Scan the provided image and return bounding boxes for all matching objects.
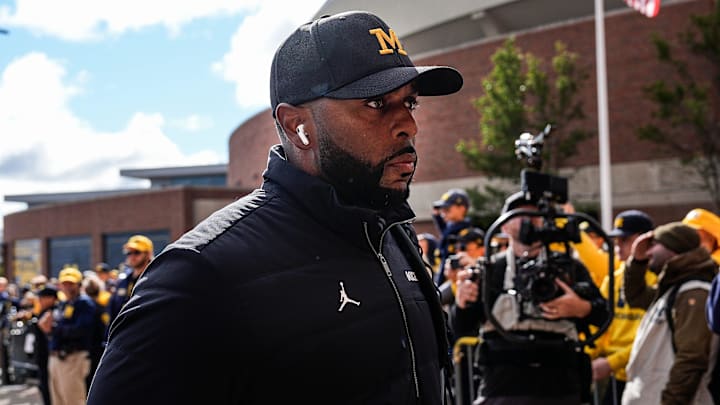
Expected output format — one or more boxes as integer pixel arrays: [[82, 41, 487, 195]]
[[595, 0, 613, 231]]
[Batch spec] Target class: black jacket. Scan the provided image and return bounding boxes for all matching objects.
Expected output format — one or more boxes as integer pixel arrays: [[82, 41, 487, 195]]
[[88, 146, 449, 405], [451, 250, 608, 399]]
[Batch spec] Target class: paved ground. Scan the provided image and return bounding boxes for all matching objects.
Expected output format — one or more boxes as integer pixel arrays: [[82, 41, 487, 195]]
[[0, 384, 42, 405]]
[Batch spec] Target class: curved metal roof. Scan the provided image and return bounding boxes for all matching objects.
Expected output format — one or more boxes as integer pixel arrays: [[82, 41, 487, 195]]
[[315, 0, 634, 56]]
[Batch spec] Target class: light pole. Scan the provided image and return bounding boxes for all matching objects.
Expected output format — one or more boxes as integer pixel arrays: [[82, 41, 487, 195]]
[[594, 0, 613, 232]]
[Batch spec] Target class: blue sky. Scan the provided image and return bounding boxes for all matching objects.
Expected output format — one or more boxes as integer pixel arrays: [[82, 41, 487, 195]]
[[0, 0, 325, 229]]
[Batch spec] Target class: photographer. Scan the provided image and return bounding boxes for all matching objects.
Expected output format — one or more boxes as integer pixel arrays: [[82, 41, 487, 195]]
[[452, 191, 609, 404], [432, 188, 473, 286], [440, 228, 486, 308]]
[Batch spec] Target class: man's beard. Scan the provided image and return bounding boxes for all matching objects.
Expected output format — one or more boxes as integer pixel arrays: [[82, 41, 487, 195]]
[[317, 135, 415, 210]]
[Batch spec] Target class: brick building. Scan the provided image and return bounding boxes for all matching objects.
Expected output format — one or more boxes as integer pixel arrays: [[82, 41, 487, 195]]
[[228, 0, 717, 234], [2, 166, 249, 284]]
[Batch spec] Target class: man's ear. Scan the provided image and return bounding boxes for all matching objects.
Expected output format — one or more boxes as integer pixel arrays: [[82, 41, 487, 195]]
[[275, 103, 313, 149]]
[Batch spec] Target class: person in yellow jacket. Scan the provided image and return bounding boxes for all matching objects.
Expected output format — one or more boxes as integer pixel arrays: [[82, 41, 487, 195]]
[[682, 208, 720, 264], [559, 203, 616, 287], [571, 221, 619, 288], [583, 210, 656, 405]]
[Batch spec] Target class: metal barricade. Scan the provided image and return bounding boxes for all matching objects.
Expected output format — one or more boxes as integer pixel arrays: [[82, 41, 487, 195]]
[[453, 336, 481, 405], [7, 318, 39, 384]]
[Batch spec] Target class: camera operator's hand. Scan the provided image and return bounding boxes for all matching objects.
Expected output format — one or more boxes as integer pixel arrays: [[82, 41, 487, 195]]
[[455, 252, 475, 268], [539, 279, 591, 319], [455, 268, 480, 309], [630, 231, 654, 261]]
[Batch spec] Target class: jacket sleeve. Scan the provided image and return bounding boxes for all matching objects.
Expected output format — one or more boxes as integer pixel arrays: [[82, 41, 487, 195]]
[[450, 300, 484, 339], [662, 288, 713, 405], [87, 249, 244, 405], [623, 257, 655, 310], [708, 273, 720, 334], [432, 212, 446, 234], [571, 260, 609, 329], [449, 260, 503, 338], [606, 343, 633, 376]]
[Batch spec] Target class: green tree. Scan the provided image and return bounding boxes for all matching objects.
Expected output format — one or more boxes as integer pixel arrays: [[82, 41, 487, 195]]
[[457, 38, 592, 227], [637, 2, 720, 210]]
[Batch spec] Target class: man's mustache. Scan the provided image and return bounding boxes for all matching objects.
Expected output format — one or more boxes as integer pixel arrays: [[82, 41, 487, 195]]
[[384, 146, 417, 164]]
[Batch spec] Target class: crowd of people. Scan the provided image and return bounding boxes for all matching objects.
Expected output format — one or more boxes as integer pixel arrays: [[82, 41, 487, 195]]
[[430, 185, 720, 404], [0, 9, 719, 405], [0, 235, 154, 405]]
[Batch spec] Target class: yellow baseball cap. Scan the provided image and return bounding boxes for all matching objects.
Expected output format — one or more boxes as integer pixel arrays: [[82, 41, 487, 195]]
[[58, 266, 83, 284], [123, 235, 154, 253], [682, 208, 720, 243]]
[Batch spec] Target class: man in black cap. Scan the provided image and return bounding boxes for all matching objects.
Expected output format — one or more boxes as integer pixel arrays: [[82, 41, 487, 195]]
[[452, 191, 608, 404], [623, 222, 717, 405], [33, 286, 57, 405], [89, 10, 462, 405], [432, 188, 472, 286]]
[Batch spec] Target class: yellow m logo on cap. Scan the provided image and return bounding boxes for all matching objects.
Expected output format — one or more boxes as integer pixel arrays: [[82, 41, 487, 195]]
[[368, 28, 408, 56]]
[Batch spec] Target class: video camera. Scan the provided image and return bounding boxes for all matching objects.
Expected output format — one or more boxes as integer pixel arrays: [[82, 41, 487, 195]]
[[477, 124, 613, 347]]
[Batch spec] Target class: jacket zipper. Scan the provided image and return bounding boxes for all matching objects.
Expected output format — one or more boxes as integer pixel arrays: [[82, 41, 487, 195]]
[[364, 220, 420, 398]]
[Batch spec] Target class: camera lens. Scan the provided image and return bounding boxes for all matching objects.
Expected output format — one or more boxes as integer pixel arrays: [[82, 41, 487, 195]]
[[529, 274, 558, 303]]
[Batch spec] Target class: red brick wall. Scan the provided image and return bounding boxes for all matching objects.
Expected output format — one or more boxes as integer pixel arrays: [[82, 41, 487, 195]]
[[228, 109, 279, 189], [3, 187, 248, 278], [227, 0, 713, 186]]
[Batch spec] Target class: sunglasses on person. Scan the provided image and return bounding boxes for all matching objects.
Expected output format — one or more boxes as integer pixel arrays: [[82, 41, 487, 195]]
[[125, 250, 143, 256]]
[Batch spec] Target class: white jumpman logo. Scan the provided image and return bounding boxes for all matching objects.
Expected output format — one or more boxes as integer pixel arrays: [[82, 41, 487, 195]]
[[338, 281, 361, 312]]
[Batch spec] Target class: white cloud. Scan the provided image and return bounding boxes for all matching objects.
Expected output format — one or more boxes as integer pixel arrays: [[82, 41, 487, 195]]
[[0, 52, 222, 226], [212, 0, 326, 109], [170, 114, 214, 132], [0, 0, 262, 41], [0, 0, 327, 110]]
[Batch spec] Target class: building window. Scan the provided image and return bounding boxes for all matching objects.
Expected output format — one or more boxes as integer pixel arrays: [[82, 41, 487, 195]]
[[13, 239, 42, 286], [48, 235, 92, 278]]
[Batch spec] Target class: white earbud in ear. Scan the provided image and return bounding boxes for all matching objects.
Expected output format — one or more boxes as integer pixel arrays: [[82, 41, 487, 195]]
[[296, 124, 310, 146]]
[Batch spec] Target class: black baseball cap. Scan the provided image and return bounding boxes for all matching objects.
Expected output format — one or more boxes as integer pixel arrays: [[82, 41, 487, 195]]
[[501, 191, 538, 214], [607, 210, 654, 237], [459, 227, 486, 245], [433, 188, 470, 209], [270, 11, 463, 116], [95, 262, 110, 273], [37, 286, 58, 298]]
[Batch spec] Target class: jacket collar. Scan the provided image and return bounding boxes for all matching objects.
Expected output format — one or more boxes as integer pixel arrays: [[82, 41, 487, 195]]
[[261, 145, 416, 248], [656, 246, 717, 297]]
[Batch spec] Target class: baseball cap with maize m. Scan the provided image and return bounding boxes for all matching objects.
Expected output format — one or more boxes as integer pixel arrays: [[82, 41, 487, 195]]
[[270, 11, 463, 116]]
